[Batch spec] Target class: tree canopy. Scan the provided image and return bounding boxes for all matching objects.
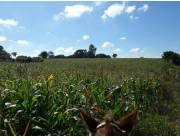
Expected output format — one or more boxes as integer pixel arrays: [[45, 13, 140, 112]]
[[162, 51, 180, 65]]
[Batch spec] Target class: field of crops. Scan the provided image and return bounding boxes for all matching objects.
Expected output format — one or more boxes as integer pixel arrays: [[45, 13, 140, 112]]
[[0, 58, 180, 135]]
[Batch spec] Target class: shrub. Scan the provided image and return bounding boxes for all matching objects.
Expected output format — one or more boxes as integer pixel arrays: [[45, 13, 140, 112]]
[[39, 51, 48, 59], [162, 51, 176, 61], [95, 54, 111, 58], [54, 55, 66, 59], [172, 53, 180, 65], [16, 56, 33, 63], [32, 57, 43, 62], [162, 51, 180, 65], [0, 46, 11, 61]]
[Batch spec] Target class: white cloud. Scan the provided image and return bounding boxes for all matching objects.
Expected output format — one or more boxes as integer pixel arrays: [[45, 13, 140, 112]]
[[101, 3, 126, 20], [8, 39, 14, 42], [130, 48, 141, 53], [138, 4, 149, 12], [65, 5, 93, 18], [0, 18, 18, 28], [114, 48, 121, 52], [126, 5, 136, 14], [54, 47, 75, 56], [82, 35, 90, 40], [53, 5, 93, 21], [18, 50, 40, 57], [17, 40, 30, 46], [102, 41, 114, 48], [129, 15, 139, 20], [94, 1, 105, 6], [0, 36, 7, 42], [102, 3, 149, 20], [120, 37, 127, 40], [53, 12, 64, 21]]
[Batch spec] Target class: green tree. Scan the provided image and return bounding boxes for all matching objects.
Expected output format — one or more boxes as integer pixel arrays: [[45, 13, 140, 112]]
[[96, 53, 111, 58], [0, 45, 11, 61], [88, 44, 96, 58], [39, 51, 48, 59], [16, 56, 33, 63], [48, 51, 54, 58], [162, 51, 176, 61], [0, 45, 4, 51], [11, 52, 17, 58], [73, 49, 87, 58], [112, 53, 117, 58], [162, 51, 180, 65]]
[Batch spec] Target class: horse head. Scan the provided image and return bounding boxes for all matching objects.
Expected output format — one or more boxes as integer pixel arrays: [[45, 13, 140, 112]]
[[80, 108, 138, 136]]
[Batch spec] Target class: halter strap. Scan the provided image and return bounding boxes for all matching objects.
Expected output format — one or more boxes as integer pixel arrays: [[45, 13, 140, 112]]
[[96, 121, 126, 133]]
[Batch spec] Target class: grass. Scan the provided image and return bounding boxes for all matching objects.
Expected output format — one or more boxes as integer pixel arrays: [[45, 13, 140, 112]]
[[0, 58, 180, 135]]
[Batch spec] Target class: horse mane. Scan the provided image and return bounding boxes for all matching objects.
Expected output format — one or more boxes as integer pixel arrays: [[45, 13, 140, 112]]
[[104, 111, 114, 123]]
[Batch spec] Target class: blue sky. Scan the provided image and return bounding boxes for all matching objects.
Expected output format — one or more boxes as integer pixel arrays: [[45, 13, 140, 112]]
[[0, 1, 180, 58]]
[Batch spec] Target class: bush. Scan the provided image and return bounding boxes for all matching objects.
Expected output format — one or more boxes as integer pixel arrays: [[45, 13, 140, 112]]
[[16, 56, 33, 63], [0, 46, 11, 61], [54, 55, 66, 59], [16, 56, 43, 63], [32, 57, 43, 62], [162, 51, 180, 65], [172, 53, 180, 65], [95, 54, 111, 58], [162, 51, 176, 61]]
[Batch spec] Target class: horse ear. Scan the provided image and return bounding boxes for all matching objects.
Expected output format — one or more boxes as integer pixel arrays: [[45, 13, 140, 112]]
[[118, 108, 138, 133], [80, 109, 98, 133]]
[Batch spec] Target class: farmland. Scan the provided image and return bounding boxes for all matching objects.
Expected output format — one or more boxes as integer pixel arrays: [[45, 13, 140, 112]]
[[0, 58, 180, 135]]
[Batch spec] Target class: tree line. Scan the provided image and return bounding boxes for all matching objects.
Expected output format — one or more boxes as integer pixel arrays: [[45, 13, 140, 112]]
[[0, 44, 118, 63], [38, 44, 117, 59], [1, 44, 180, 65]]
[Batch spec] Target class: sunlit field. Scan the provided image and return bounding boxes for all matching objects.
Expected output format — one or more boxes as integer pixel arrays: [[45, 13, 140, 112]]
[[1, 0, 180, 136], [0, 58, 180, 135]]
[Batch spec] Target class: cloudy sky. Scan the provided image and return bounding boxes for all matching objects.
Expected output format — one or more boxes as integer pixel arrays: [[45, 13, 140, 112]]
[[0, 1, 180, 58]]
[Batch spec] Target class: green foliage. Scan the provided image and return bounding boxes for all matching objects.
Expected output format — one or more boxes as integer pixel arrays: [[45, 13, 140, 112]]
[[112, 53, 117, 58], [11, 52, 17, 58], [48, 51, 54, 58], [39, 51, 48, 59], [32, 57, 43, 62], [162, 51, 180, 65], [0, 45, 11, 61], [16, 56, 33, 63], [0, 58, 180, 135], [95, 54, 111, 58], [16, 56, 43, 63], [88, 44, 96, 58], [54, 54, 66, 58], [0, 74, 162, 135]]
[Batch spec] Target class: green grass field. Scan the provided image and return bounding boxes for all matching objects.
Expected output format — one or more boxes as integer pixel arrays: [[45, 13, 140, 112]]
[[0, 58, 180, 135]]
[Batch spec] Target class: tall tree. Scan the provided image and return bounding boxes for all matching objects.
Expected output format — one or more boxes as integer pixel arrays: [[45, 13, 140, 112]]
[[112, 53, 117, 58], [0, 45, 4, 51], [73, 49, 87, 58], [162, 51, 176, 61], [11, 52, 17, 58], [88, 44, 96, 58], [48, 51, 54, 58], [0, 45, 11, 61], [39, 51, 48, 59]]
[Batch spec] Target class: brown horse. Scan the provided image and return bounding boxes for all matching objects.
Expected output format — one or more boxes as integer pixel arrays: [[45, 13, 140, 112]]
[[80, 108, 138, 136]]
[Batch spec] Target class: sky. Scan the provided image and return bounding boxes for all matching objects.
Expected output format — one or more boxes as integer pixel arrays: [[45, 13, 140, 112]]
[[0, 1, 180, 58]]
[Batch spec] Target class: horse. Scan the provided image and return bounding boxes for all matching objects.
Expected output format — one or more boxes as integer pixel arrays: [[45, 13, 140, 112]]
[[80, 108, 138, 136]]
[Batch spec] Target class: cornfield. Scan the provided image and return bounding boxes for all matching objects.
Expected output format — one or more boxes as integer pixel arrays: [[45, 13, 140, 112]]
[[0, 58, 180, 135]]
